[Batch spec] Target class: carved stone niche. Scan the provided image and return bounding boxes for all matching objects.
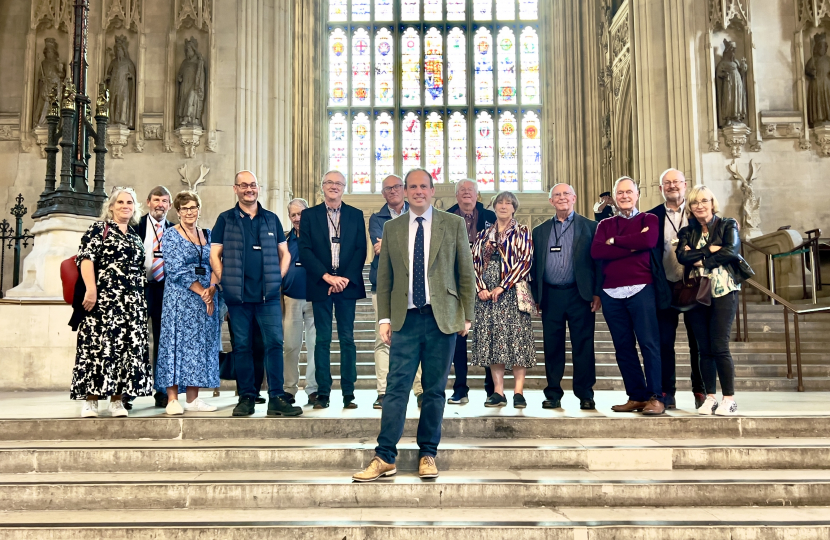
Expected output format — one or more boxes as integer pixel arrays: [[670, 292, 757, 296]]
[[759, 111, 804, 139]]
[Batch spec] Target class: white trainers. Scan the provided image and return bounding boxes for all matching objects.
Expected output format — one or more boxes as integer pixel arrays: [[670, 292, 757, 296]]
[[81, 400, 98, 418], [166, 399, 184, 415], [715, 399, 738, 416], [183, 398, 217, 412], [697, 396, 719, 415], [109, 400, 128, 417]]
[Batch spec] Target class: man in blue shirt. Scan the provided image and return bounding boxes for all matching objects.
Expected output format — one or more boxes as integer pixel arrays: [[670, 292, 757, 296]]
[[210, 171, 302, 417]]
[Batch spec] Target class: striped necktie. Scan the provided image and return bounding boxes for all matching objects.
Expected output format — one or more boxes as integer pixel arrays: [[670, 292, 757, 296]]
[[151, 222, 164, 282]]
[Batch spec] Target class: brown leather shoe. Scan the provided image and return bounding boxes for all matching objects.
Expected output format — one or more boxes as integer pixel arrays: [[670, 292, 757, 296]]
[[418, 456, 439, 478], [611, 400, 647, 412], [642, 397, 666, 416], [352, 456, 396, 482]]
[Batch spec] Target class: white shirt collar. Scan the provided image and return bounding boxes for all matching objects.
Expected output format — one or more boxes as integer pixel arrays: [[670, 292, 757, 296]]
[[409, 205, 433, 224], [148, 214, 164, 228]]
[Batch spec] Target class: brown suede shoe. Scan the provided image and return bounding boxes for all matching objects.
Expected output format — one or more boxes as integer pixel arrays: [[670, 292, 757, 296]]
[[642, 397, 666, 416], [352, 456, 396, 482], [419, 456, 439, 479], [611, 400, 647, 412]]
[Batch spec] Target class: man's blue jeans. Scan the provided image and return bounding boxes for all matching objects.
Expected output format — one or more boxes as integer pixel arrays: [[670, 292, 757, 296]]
[[227, 301, 285, 400], [375, 309, 456, 464], [312, 294, 357, 398]]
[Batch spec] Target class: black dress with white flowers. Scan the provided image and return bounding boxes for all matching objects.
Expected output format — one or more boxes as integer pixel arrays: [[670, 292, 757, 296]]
[[70, 220, 152, 400]]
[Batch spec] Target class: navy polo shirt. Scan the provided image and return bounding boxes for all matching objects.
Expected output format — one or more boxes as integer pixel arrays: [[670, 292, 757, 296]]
[[282, 229, 307, 300]]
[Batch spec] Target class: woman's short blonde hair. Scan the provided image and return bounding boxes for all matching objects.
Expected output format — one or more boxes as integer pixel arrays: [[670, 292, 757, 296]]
[[173, 190, 202, 211], [686, 185, 720, 218], [491, 190, 520, 214], [100, 187, 141, 226]]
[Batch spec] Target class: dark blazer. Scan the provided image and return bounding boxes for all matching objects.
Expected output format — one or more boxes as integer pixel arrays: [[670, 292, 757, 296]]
[[446, 201, 497, 238], [298, 202, 368, 303], [644, 203, 674, 310], [135, 214, 174, 241], [676, 215, 751, 284], [530, 212, 602, 304]]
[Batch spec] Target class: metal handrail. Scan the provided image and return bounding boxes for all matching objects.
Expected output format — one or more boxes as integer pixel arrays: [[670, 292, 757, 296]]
[[737, 277, 830, 392], [742, 237, 819, 305]]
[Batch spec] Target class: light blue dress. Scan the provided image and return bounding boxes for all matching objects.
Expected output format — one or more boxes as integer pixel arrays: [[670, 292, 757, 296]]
[[155, 227, 221, 391]]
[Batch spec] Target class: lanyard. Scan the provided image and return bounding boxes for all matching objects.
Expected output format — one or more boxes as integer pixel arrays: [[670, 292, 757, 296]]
[[180, 225, 205, 269], [327, 208, 341, 238], [553, 218, 572, 247]]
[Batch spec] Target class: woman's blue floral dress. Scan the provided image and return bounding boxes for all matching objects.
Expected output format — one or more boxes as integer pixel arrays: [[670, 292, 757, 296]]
[[155, 227, 221, 391]]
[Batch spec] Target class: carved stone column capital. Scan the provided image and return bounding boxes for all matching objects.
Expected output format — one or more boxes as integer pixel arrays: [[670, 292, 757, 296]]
[[812, 124, 830, 157], [174, 126, 203, 158], [106, 125, 130, 159], [722, 123, 751, 158]]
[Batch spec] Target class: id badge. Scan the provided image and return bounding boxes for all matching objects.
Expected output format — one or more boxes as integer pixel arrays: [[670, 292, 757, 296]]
[[153, 250, 163, 258], [550, 246, 562, 253], [253, 245, 262, 251], [671, 238, 679, 245], [195, 267, 207, 276], [295, 261, 302, 267], [331, 237, 341, 244]]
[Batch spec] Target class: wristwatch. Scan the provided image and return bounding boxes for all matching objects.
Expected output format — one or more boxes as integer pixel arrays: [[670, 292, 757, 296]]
[[609, 237, 615, 245]]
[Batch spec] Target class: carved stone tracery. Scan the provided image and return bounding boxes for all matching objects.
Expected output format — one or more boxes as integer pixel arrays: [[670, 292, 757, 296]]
[[104, 0, 142, 31], [176, 0, 212, 31], [708, 0, 748, 31], [32, 0, 73, 31]]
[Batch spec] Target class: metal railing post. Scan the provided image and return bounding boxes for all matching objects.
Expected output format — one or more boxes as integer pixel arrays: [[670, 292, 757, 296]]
[[784, 306, 792, 379], [794, 313, 805, 392], [809, 248, 818, 305], [767, 253, 775, 305]]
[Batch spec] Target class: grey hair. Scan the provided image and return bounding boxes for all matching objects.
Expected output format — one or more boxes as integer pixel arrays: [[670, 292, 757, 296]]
[[548, 183, 575, 197], [234, 170, 258, 184], [287, 198, 309, 210], [321, 170, 346, 186], [659, 168, 686, 185], [491, 190, 520, 214], [404, 167, 434, 188], [613, 176, 639, 195], [101, 186, 141, 227], [455, 178, 478, 195]]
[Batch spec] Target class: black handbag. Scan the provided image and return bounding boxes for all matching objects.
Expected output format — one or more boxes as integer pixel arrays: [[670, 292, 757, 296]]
[[671, 272, 712, 312]]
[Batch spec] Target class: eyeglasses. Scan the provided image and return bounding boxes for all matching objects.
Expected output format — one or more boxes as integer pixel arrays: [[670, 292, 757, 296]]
[[322, 180, 346, 188], [235, 182, 258, 190], [616, 190, 636, 197], [551, 191, 574, 198], [662, 180, 685, 187], [382, 184, 403, 193], [689, 199, 712, 207], [179, 206, 200, 214]]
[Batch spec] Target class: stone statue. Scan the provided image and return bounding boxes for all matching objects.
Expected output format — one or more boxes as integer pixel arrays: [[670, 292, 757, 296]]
[[33, 38, 66, 128], [715, 39, 748, 128], [105, 35, 136, 128], [176, 37, 207, 128], [727, 159, 761, 239], [806, 33, 830, 128]]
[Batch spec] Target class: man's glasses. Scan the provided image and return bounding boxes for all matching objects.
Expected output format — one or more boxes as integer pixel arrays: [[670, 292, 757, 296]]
[[235, 182, 258, 190], [323, 180, 346, 188], [662, 180, 685, 187], [382, 184, 403, 193]]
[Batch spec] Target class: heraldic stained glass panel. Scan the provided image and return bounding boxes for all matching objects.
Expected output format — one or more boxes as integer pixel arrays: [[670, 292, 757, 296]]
[[425, 0, 442, 21], [447, 27, 466, 106], [352, 112, 372, 192], [329, 0, 347, 22], [496, 0, 515, 21], [520, 0, 538, 20], [475, 111, 495, 191], [448, 111, 467, 183], [474, 27, 493, 105], [447, 0, 465, 21], [402, 0, 420, 21], [401, 27, 421, 107], [375, 0, 393, 21], [352, 28, 371, 106], [352, 0, 370, 22], [329, 113, 349, 177], [328, 29, 348, 107], [497, 26, 516, 104], [520, 26, 540, 105], [425, 111, 445, 183], [498, 111, 518, 191], [402, 112, 422, 174], [424, 27, 444, 107], [375, 112, 395, 188], [473, 0, 491, 20], [375, 27, 394, 106], [522, 111, 542, 191]]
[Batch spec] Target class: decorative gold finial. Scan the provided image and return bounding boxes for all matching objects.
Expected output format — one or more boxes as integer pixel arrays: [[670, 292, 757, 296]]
[[47, 84, 61, 117], [96, 82, 110, 117], [61, 83, 77, 111]]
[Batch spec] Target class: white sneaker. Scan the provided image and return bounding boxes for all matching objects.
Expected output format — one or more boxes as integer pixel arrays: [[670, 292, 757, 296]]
[[166, 399, 184, 415], [715, 399, 738, 416], [109, 400, 128, 417], [697, 396, 719, 415], [183, 398, 217, 412], [81, 400, 98, 418]]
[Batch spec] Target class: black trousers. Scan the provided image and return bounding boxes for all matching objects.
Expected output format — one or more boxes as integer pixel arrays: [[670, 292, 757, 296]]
[[451, 334, 494, 396], [541, 284, 596, 401], [227, 318, 265, 392], [684, 291, 738, 396], [145, 280, 165, 386], [657, 281, 704, 396]]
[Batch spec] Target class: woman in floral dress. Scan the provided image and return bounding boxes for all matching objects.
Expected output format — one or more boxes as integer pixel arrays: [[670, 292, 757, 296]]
[[72, 188, 152, 418]]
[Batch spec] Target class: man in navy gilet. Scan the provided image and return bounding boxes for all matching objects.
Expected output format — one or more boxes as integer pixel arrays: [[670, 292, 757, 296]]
[[210, 171, 303, 417]]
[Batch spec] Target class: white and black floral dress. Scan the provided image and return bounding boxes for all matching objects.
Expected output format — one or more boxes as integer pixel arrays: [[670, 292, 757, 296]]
[[70, 220, 152, 400]]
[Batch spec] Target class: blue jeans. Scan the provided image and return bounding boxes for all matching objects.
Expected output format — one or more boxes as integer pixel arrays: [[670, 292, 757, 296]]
[[312, 294, 357, 397], [227, 301, 285, 400], [601, 284, 663, 403], [375, 309, 456, 464]]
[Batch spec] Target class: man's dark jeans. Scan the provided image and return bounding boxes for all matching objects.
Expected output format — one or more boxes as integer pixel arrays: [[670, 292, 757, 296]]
[[601, 284, 663, 403], [451, 335, 494, 396], [375, 308, 456, 464], [227, 301, 285, 400], [657, 293, 704, 395], [312, 293, 357, 398], [685, 291, 738, 396]]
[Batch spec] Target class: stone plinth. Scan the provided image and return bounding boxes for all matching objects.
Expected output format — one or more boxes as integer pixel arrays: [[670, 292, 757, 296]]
[[106, 124, 130, 159], [174, 126, 203, 158]]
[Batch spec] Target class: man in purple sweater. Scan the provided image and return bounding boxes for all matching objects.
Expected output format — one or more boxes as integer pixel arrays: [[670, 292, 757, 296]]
[[591, 177, 665, 415]]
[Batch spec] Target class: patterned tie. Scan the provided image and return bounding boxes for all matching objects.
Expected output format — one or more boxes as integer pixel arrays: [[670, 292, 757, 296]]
[[413, 217, 426, 308], [151, 222, 164, 282]]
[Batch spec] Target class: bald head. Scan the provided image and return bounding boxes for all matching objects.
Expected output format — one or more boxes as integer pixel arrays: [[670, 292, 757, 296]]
[[659, 168, 688, 208]]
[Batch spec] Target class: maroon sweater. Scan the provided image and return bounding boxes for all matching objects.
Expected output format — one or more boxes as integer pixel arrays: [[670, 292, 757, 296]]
[[591, 212, 659, 289]]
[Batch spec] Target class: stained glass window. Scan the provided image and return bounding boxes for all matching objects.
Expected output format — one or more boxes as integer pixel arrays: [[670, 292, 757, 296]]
[[329, 113, 349, 176], [401, 28, 421, 106], [425, 0, 442, 20], [352, 28, 371, 106], [522, 111, 542, 191], [447, 27, 466, 106], [352, 0, 370, 21], [375, 112, 395, 188], [352, 113, 372, 192], [497, 26, 516, 104], [425, 112, 445, 183], [520, 26, 539, 105], [448, 111, 467, 183], [402, 112, 421, 173], [475, 111, 495, 190], [498, 111, 518, 191], [328, 29, 348, 107], [375, 27, 394, 107], [424, 27, 444, 107], [474, 27, 493, 105], [326, 1, 544, 193]]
